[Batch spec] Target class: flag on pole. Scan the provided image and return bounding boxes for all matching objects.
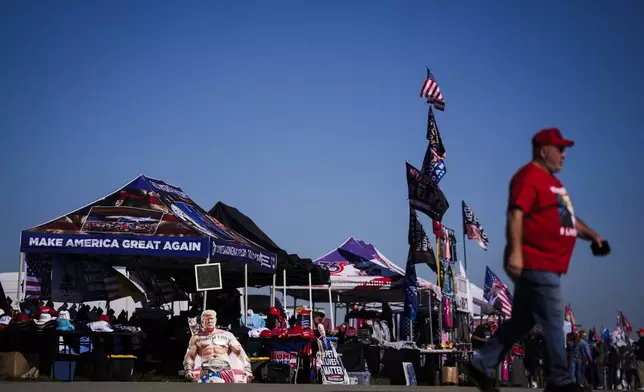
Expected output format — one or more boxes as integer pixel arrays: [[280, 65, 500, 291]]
[[619, 311, 633, 334], [403, 250, 419, 321], [421, 142, 447, 186], [406, 162, 449, 221], [419, 68, 445, 111], [462, 200, 489, 250], [408, 206, 437, 271], [425, 107, 446, 158], [483, 266, 513, 318], [422, 104, 447, 232], [565, 304, 578, 333]]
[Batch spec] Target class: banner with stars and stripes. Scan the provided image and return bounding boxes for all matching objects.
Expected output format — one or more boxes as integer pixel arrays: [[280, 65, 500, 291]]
[[483, 266, 513, 318], [25, 256, 52, 299], [419, 68, 445, 111]]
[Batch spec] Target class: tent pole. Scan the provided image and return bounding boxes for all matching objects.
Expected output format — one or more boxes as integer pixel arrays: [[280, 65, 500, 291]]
[[334, 294, 339, 329], [328, 285, 334, 331], [428, 292, 434, 345], [282, 269, 286, 307], [202, 256, 210, 310], [244, 263, 248, 326], [17, 252, 25, 302], [271, 273, 276, 307], [308, 272, 313, 328]]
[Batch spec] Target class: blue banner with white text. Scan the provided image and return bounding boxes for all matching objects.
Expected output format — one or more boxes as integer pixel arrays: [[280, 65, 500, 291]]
[[21, 231, 210, 258], [212, 240, 277, 273]]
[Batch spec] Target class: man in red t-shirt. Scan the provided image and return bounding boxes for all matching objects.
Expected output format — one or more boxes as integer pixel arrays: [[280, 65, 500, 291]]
[[468, 128, 607, 392]]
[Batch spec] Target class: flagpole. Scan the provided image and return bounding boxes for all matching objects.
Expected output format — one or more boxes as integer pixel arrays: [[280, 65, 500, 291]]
[[461, 200, 468, 272], [435, 237, 441, 288], [462, 231, 468, 273]]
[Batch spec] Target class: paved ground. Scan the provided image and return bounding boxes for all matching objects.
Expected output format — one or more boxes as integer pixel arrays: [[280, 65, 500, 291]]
[[0, 384, 543, 392]]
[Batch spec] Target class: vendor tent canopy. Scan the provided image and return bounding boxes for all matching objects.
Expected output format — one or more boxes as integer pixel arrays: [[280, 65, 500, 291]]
[[289, 237, 441, 302], [19, 175, 277, 293], [209, 201, 330, 287]]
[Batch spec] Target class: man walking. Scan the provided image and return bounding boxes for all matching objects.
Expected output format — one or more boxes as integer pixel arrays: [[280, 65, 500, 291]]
[[468, 128, 607, 392]]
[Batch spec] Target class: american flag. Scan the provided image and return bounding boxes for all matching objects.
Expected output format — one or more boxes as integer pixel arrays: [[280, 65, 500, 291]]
[[462, 200, 489, 250], [419, 69, 445, 111], [25, 257, 52, 299], [483, 266, 513, 318]]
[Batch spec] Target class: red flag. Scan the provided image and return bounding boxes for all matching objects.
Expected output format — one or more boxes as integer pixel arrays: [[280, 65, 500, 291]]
[[620, 311, 632, 334]]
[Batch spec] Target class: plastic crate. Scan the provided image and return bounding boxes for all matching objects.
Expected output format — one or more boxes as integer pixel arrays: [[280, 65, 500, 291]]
[[347, 371, 370, 385], [52, 361, 76, 381]]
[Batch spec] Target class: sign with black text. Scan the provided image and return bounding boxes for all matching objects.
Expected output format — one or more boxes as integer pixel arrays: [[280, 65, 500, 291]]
[[317, 339, 348, 384]]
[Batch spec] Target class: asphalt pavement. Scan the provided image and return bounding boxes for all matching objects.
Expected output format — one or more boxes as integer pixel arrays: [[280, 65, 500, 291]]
[[0, 384, 548, 392]]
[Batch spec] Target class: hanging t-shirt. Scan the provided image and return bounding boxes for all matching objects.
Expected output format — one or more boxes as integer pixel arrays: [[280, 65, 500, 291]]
[[509, 162, 577, 273], [471, 324, 491, 350]]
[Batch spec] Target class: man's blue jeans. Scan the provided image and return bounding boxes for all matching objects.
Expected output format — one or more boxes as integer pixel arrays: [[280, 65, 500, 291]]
[[569, 358, 583, 385], [471, 270, 574, 387]]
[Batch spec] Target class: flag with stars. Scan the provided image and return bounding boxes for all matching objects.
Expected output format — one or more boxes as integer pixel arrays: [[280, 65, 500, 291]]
[[25, 256, 52, 299], [406, 162, 449, 221], [403, 250, 419, 321], [422, 143, 447, 186], [483, 266, 513, 318], [462, 200, 489, 250], [419, 68, 445, 111]]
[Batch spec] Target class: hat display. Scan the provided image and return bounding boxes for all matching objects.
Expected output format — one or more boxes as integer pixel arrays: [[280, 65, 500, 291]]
[[88, 320, 113, 332], [9, 313, 33, 330], [0, 315, 11, 329], [56, 318, 75, 332], [35, 306, 58, 317], [34, 312, 57, 329], [58, 310, 71, 320]]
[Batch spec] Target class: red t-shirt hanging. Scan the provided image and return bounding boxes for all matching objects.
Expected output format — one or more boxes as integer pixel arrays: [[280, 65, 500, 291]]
[[508, 162, 578, 274]]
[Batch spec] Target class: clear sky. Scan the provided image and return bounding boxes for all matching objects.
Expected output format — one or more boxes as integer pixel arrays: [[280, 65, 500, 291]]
[[2, 0, 643, 331]]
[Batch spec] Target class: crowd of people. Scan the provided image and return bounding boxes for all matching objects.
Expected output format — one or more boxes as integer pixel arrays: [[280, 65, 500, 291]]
[[472, 317, 644, 390], [565, 328, 644, 390]]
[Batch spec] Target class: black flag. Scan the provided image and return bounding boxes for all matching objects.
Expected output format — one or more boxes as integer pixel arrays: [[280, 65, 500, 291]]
[[408, 206, 437, 271], [426, 107, 446, 158], [406, 162, 449, 221]]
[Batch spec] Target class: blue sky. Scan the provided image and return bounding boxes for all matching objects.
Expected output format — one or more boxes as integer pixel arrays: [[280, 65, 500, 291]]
[[2, 0, 643, 330]]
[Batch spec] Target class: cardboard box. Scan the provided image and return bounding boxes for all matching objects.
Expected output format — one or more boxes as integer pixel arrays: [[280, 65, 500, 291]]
[[0, 352, 30, 378]]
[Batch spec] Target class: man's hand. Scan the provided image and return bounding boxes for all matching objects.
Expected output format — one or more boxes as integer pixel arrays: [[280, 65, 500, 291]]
[[504, 248, 523, 282], [504, 208, 524, 282]]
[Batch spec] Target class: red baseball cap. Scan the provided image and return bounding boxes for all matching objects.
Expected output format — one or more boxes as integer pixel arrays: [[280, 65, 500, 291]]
[[532, 128, 574, 148]]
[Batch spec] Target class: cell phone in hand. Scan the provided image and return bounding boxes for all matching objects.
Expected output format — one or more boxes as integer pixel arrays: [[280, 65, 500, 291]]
[[591, 240, 610, 256]]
